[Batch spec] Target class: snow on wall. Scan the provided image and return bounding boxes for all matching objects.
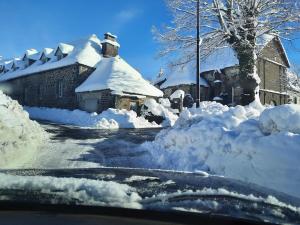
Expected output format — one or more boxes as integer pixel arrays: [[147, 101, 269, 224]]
[[141, 102, 300, 197], [0, 91, 47, 168], [24, 106, 160, 129], [75, 56, 163, 98]]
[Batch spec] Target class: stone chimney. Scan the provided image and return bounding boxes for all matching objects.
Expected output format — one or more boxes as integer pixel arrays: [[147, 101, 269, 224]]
[[102, 32, 120, 58]]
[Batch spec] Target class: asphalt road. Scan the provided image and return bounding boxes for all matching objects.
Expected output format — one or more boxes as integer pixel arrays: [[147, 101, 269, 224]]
[[20, 121, 162, 169]]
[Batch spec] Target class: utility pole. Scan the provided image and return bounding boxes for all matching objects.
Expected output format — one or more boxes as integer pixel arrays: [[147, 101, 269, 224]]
[[196, 0, 201, 108]]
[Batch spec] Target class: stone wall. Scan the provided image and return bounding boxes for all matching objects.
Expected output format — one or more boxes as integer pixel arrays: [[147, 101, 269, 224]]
[[287, 90, 300, 105], [115, 96, 145, 114], [260, 90, 289, 105], [76, 89, 115, 113], [2, 63, 95, 109], [77, 90, 150, 114]]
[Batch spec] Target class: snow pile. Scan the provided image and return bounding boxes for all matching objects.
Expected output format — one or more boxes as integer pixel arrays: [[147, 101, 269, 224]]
[[0, 91, 47, 168], [141, 102, 300, 197], [260, 104, 300, 134], [0, 173, 142, 209], [159, 98, 171, 108], [75, 56, 163, 98], [25, 106, 159, 129], [142, 98, 178, 127]]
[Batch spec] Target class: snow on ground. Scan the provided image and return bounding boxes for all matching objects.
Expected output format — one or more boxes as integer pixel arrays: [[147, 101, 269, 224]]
[[0, 173, 142, 209], [25, 107, 160, 129], [0, 91, 47, 168], [140, 101, 300, 197]]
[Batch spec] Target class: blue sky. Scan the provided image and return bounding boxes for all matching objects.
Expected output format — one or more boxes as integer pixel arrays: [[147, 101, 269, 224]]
[[0, 0, 299, 79]]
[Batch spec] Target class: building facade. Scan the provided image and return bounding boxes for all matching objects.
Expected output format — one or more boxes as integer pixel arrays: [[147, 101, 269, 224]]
[[0, 33, 163, 113], [154, 35, 297, 106]]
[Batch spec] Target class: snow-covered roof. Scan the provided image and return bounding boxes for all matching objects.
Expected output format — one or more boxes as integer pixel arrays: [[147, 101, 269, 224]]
[[0, 34, 102, 82], [11, 58, 25, 70], [201, 34, 290, 73], [201, 46, 239, 73], [160, 66, 209, 89], [75, 56, 163, 98], [55, 43, 74, 55], [23, 49, 39, 60], [39, 48, 54, 59]]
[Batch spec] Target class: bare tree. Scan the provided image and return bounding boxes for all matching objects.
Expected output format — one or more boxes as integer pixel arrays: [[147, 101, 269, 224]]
[[154, 0, 300, 105]]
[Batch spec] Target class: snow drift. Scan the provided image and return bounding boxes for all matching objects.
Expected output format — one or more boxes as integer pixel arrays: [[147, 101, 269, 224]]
[[0, 91, 47, 168], [141, 102, 300, 197], [25, 107, 160, 129]]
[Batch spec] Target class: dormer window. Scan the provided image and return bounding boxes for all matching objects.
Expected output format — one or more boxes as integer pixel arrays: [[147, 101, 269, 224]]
[[56, 48, 66, 61], [11, 62, 19, 71], [39, 48, 53, 64], [22, 49, 39, 68], [40, 53, 50, 64], [54, 43, 74, 61]]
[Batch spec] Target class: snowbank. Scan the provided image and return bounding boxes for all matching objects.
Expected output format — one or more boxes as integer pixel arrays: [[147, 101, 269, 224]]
[[0, 173, 142, 209], [141, 102, 300, 197], [25, 107, 160, 129], [0, 91, 47, 168], [260, 104, 300, 134], [142, 99, 178, 127]]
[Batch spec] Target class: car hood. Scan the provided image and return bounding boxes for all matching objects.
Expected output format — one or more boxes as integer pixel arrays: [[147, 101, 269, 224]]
[[0, 167, 300, 224]]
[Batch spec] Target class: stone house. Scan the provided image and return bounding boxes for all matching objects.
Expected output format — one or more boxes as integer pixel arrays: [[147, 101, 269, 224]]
[[0, 33, 163, 113], [154, 35, 297, 106]]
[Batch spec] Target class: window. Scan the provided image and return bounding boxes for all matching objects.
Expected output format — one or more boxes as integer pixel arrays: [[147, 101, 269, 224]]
[[294, 97, 298, 104], [58, 81, 63, 98]]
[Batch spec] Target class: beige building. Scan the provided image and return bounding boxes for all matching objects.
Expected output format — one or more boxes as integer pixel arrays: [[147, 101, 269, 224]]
[[154, 35, 299, 106]]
